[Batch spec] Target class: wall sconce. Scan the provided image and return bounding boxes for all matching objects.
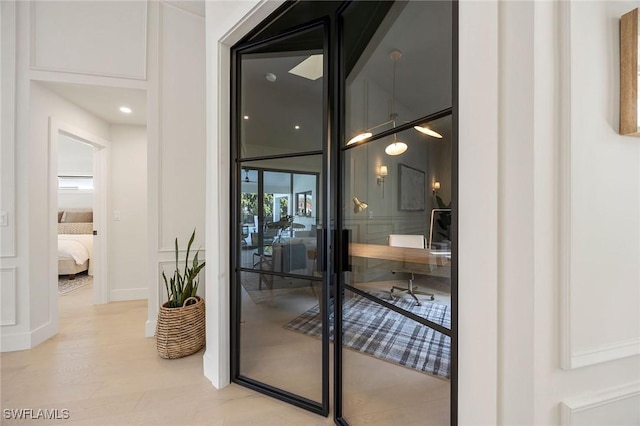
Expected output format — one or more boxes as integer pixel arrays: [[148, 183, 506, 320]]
[[432, 181, 441, 195], [620, 8, 639, 136], [377, 165, 388, 198]]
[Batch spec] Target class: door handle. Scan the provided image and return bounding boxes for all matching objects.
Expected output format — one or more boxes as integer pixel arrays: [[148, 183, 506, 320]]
[[341, 229, 351, 272]]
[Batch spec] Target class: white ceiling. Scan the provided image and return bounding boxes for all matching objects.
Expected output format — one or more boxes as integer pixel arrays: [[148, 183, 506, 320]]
[[37, 81, 147, 126]]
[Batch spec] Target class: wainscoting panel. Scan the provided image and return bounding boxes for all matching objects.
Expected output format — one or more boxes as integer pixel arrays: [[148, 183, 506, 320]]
[[559, 1, 640, 369], [30, 1, 147, 79], [1, 0, 16, 258], [0, 267, 17, 325], [560, 383, 640, 425], [157, 2, 206, 251]]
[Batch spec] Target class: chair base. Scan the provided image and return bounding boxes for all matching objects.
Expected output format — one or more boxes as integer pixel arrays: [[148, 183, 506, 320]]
[[390, 271, 435, 306]]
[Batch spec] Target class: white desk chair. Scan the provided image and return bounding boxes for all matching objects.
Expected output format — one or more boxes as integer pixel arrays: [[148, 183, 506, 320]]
[[388, 234, 435, 306]]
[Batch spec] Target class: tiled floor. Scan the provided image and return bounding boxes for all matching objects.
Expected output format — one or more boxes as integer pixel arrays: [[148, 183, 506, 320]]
[[1, 278, 450, 425]]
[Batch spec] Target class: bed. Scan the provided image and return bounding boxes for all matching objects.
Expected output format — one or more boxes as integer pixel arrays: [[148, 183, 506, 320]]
[[57, 210, 93, 279]]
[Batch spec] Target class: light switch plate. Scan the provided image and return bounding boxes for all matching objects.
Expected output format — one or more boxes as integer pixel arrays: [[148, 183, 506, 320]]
[[0, 212, 8, 227]]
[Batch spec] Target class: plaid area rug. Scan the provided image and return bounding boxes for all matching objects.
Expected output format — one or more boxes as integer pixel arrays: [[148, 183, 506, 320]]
[[284, 292, 451, 379], [58, 273, 92, 295]]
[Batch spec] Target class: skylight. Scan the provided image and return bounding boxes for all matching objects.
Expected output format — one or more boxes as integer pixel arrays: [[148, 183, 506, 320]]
[[288, 55, 323, 81]]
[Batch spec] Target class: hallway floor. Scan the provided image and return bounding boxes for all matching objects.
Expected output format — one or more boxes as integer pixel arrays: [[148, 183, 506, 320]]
[[1, 283, 449, 425], [0, 285, 333, 425]]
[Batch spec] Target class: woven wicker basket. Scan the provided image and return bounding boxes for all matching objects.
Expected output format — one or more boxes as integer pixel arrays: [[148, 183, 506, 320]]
[[156, 296, 205, 359]]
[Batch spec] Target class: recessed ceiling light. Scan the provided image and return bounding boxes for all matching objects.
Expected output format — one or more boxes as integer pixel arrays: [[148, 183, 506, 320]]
[[244, 115, 249, 120], [119, 106, 132, 114], [294, 125, 300, 130], [289, 54, 323, 81]]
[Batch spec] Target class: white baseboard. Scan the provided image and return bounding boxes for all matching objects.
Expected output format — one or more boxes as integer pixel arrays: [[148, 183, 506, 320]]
[[145, 319, 156, 338], [570, 338, 640, 369], [1, 321, 57, 352], [0, 331, 31, 352], [109, 288, 147, 302]]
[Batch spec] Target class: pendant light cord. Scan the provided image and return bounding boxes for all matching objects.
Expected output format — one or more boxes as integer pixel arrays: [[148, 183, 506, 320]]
[[390, 50, 402, 141]]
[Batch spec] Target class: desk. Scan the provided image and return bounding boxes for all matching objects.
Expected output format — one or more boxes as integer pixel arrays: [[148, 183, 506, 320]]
[[349, 243, 451, 267]]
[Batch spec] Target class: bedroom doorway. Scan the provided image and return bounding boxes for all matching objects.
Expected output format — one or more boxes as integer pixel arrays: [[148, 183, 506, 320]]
[[50, 120, 110, 307], [42, 80, 148, 319], [56, 133, 98, 296]]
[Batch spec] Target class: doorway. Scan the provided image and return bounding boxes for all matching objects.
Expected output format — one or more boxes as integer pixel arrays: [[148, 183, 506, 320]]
[[50, 120, 109, 307], [230, 1, 457, 424], [56, 133, 100, 298], [42, 81, 148, 318]]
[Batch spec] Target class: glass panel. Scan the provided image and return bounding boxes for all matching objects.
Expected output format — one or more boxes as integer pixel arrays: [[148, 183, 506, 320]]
[[239, 27, 324, 158], [237, 155, 324, 402], [343, 1, 453, 145], [239, 156, 322, 279], [239, 271, 323, 401], [341, 289, 451, 425], [343, 117, 452, 324]]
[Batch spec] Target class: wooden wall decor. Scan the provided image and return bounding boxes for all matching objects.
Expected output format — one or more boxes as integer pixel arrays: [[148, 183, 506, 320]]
[[620, 8, 639, 136]]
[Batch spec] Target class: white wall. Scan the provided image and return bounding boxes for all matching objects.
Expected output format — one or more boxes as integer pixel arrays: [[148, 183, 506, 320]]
[[145, 1, 207, 337], [497, 1, 640, 425], [31, 1, 147, 79], [58, 134, 94, 175], [2, 0, 207, 352], [566, 0, 640, 364], [108, 125, 148, 301], [536, 2, 640, 424], [0, 0, 17, 260]]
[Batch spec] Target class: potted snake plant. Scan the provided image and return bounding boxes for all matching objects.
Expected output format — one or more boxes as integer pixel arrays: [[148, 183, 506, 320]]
[[155, 229, 206, 359]]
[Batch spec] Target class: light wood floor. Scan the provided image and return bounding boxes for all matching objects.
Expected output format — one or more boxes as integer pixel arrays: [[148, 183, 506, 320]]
[[1, 281, 450, 425]]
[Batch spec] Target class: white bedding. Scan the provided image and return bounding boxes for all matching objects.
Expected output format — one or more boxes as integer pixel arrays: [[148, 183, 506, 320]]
[[58, 234, 93, 265]]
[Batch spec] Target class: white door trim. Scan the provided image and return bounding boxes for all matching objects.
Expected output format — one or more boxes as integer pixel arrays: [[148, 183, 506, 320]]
[[49, 117, 110, 306], [203, 0, 285, 389]]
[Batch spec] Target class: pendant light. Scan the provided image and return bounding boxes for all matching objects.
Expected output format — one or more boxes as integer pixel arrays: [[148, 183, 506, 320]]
[[346, 49, 443, 149], [384, 50, 407, 155]]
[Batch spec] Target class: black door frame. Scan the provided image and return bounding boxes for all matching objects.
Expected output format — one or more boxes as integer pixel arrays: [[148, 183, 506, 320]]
[[230, 18, 331, 416]]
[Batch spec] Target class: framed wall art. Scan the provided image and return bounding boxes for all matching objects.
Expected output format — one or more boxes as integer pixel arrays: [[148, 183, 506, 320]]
[[398, 163, 425, 211]]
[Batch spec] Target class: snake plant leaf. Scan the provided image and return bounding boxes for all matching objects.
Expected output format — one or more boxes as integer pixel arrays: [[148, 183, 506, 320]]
[[163, 229, 205, 308]]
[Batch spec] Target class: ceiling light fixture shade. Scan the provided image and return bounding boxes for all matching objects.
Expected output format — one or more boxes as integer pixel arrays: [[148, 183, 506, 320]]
[[385, 140, 408, 156], [347, 131, 373, 145], [414, 125, 443, 139], [352, 196, 368, 213]]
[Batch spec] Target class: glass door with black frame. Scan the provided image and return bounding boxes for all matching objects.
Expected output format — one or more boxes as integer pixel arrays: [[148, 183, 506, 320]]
[[231, 23, 329, 416], [336, 1, 456, 425]]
